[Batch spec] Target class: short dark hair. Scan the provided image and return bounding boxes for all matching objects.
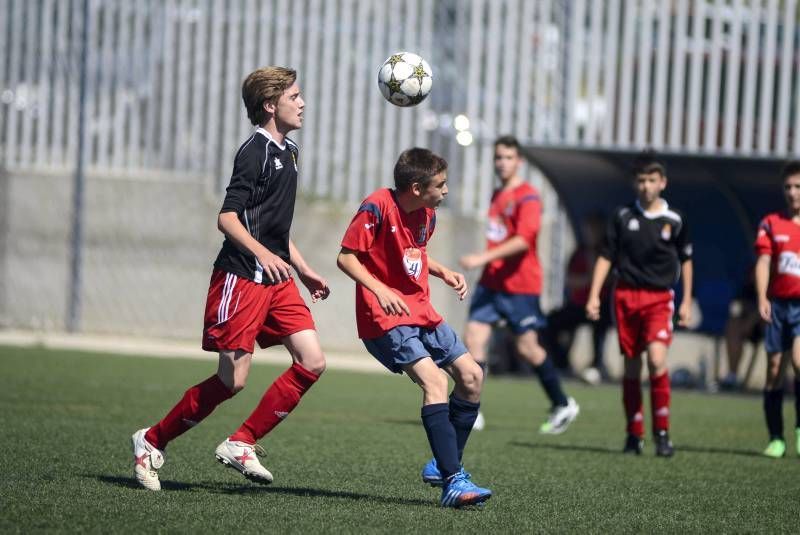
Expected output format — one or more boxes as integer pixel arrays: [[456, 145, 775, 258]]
[[632, 149, 666, 177], [494, 135, 521, 154], [780, 160, 800, 181], [241, 66, 297, 126], [394, 148, 448, 192]]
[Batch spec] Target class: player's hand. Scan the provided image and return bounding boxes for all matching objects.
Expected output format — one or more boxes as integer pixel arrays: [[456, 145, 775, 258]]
[[298, 268, 331, 303], [442, 269, 468, 300], [585, 296, 601, 321], [677, 300, 692, 327], [373, 285, 411, 316], [258, 251, 293, 284], [758, 297, 772, 323], [459, 253, 484, 270]]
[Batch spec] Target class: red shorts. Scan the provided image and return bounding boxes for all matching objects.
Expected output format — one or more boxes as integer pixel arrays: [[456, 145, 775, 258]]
[[202, 269, 316, 353], [613, 284, 674, 357]]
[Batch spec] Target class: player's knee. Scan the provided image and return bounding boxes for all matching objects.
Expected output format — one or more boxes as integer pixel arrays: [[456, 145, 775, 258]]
[[459, 366, 483, 397], [298, 354, 326, 376]]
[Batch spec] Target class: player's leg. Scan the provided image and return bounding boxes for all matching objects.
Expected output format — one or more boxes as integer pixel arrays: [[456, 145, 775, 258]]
[[762, 300, 788, 458], [645, 341, 673, 457], [462, 320, 492, 430], [622, 355, 645, 454], [406, 357, 491, 507], [791, 336, 800, 456]]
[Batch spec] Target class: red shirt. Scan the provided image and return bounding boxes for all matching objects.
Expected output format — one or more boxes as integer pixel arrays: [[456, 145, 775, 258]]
[[478, 182, 542, 294], [755, 212, 800, 299], [341, 188, 442, 339]]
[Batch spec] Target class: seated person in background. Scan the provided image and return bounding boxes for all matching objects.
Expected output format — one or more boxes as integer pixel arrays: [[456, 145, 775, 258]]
[[541, 213, 612, 384], [720, 274, 761, 391]]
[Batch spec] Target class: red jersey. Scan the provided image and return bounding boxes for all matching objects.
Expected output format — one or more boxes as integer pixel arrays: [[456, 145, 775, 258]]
[[755, 212, 800, 299], [478, 182, 542, 294], [341, 188, 442, 339]]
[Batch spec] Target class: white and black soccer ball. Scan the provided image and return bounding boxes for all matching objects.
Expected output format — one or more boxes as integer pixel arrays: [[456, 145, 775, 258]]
[[377, 52, 433, 107]]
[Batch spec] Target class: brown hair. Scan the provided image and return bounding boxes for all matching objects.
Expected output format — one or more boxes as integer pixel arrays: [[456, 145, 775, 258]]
[[241, 67, 297, 126], [394, 148, 448, 192], [494, 135, 522, 155], [632, 149, 666, 177], [780, 160, 800, 182]]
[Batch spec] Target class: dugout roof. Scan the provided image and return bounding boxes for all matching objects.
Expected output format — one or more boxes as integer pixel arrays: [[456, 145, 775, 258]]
[[523, 146, 785, 335]]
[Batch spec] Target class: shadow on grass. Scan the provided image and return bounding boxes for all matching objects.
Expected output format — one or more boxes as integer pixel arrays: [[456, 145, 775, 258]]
[[510, 440, 620, 455], [510, 441, 762, 458], [90, 475, 434, 507]]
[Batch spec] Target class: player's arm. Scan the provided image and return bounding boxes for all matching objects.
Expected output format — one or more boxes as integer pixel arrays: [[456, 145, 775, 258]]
[[586, 256, 612, 321], [428, 256, 468, 301], [288, 239, 330, 303], [460, 235, 529, 270], [677, 259, 693, 327], [755, 254, 772, 322], [336, 247, 410, 315]]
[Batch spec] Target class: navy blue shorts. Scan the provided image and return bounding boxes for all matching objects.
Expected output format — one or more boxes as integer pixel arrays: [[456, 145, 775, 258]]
[[467, 284, 546, 334], [765, 298, 800, 353], [362, 323, 468, 374]]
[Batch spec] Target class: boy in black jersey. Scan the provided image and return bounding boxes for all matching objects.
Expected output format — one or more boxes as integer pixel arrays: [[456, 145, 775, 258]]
[[131, 67, 330, 490], [586, 152, 693, 457]]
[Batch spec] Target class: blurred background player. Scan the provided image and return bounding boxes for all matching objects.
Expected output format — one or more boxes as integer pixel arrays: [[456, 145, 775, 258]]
[[337, 148, 492, 508], [719, 270, 761, 391], [753, 161, 800, 458], [541, 212, 612, 384], [131, 67, 331, 490], [460, 135, 579, 433], [586, 151, 693, 457]]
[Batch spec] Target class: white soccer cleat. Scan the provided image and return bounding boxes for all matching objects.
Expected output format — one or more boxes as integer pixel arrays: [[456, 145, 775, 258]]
[[214, 439, 273, 484], [131, 428, 165, 491], [580, 367, 602, 386], [472, 410, 486, 431], [539, 397, 580, 435]]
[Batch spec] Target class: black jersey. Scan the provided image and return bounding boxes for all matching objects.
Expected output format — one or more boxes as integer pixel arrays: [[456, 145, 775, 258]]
[[214, 128, 299, 284], [600, 200, 692, 289]]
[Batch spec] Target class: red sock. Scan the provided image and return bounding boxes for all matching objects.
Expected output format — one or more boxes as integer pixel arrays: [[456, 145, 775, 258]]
[[229, 363, 320, 444], [145, 374, 234, 450], [650, 372, 671, 433], [623, 378, 644, 437]]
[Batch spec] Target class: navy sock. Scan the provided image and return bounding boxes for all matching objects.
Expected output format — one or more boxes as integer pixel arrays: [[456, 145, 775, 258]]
[[448, 394, 480, 461], [421, 403, 460, 479], [764, 389, 784, 440], [795, 380, 800, 429], [534, 356, 569, 407]]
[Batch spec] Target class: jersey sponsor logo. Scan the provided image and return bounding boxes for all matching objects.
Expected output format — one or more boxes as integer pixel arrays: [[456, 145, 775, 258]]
[[628, 218, 640, 231], [775, 234, 790, 242], [661, 223, 672, 241], [273, 157, 283, 170], [777, 251, 800, 277], [403, 247, 423, 279], [486, 218, 508, 242]]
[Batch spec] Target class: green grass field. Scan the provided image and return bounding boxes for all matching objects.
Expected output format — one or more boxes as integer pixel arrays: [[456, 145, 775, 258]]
[[1, 344, 798, 533]]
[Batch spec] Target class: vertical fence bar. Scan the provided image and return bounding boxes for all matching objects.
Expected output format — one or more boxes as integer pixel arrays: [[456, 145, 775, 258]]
[[35, 0, 55, 167], [532, 0, 550, 143], [111, 0, 131, 170], [702, 0, 724, 152], [300, 0, 321, 190], [757, 0, 778, 155], [740, 0, 762, 154], [461, 0, 484, 212], [50, 0, 69, 166], [722, 0, 743, 154], [650, 0, 670, 148], [601, 0, 620, 147], [331, 0, 355, 201], [362, 0, 385, 195], [514, 0, 535, 140], [499, 0, 519, 135], [584, 0, 602, 144], [686, 0, 706, 152], [668, 0, 688, 149], [775, 0, 797, 155], [205, 0, 223, 178], [18, 0, 38, 168], [616, 0, 636, 147], [633, 0, 653, 147], [564, 0, 584, 145], [313, 0, 336, 197]]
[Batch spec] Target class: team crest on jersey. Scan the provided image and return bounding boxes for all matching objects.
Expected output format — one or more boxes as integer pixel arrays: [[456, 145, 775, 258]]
[[403, 247, 423, 279], [273, 157, 283, 170], [486, 218, 508, 242], [417, 224, 428, 244], [628, 218, 640, 231], [661, 223, 672, 240]]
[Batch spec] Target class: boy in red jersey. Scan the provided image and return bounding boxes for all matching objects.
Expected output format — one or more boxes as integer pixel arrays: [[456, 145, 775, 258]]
[[586, 151, 692, 457], [754, 161, 800, 458], [460, 136, 578, 433], [131, 67, 330, 490], [337, 148, 492, 508]]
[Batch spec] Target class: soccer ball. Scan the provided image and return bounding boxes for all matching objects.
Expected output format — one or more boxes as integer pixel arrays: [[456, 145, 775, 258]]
[[377, 52, 433, 107]]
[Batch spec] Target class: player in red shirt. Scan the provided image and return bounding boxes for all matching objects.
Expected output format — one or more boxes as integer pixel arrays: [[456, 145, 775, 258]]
[[460, 136, 579, 433], [754, 161, 800, 458], [587, 152, 692, 457], [337, 148, 492, 508], [131, 67, 330, 491]]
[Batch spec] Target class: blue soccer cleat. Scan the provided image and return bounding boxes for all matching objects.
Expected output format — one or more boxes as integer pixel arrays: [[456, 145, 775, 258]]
[[440, 469, 492, 508], [421, 458, 471, 487]]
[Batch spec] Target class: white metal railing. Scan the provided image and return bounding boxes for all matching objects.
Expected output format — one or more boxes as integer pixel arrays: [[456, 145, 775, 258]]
[[2, 0, 800, 215]]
